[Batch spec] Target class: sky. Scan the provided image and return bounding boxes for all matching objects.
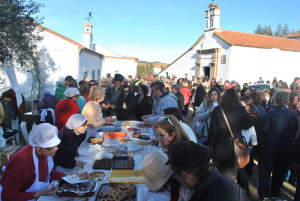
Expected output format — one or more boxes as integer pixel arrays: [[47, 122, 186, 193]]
[[35, 0, 300, 64]]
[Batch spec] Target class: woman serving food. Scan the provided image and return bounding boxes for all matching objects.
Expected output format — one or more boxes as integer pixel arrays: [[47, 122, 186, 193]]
[[0, 123, 64, 201], [82, 86, 114, 140]]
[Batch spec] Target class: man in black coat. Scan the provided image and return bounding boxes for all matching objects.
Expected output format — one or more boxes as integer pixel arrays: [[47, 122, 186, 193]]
[[171, 84, 184, 114], [258, 90, 298, 200], [167, 142, 249, 201], [104, 74, 123, 116], [290, 77, 300, 92]]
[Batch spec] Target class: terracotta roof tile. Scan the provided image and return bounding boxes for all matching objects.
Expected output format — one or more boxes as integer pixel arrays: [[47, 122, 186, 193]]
[[285, 30, 300, 38], [215, 30, 300, 52]]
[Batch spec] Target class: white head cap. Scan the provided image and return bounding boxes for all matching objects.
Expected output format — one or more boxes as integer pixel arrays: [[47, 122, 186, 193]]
[[29, 123, 61, 148], [66, 114, 87, 130], [64, 87, 80, 97]]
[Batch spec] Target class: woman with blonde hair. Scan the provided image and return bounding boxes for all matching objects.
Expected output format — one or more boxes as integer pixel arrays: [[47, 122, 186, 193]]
[[154, 115, 190, 152], [82, 86, 114, 139]]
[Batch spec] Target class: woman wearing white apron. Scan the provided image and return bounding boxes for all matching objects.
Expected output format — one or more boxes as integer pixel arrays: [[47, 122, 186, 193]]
[[0, 123, 64, 201], [82, 86, 114, 140]]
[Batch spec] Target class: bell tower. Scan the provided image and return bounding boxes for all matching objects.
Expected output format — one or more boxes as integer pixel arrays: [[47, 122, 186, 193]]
[[205, 2, 220, 32], [83, 21, 93, 49]]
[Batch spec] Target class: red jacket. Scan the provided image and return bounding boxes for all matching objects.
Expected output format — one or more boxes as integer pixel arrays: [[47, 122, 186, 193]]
[[0, 145, 63, 201], [55, 99, 79, 130], [180, 87, 192, 105]]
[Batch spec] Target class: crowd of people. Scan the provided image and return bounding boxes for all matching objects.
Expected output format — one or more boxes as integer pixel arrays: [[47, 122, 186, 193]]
[[0, 73, 299, 201]]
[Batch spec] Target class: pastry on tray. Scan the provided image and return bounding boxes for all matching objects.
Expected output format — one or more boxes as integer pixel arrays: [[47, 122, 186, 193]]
[[89, 137, 104, 144], [97, 183, 137, 200], [139, 135, 150, 140], [132, 131, 141, 138]]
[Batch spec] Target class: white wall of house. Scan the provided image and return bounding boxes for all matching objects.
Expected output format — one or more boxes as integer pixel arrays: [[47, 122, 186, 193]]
[[79, 50, 102, 82], [101, 57, 137, 78], [17, 30, 80, 98], [228, 46, 300, 85], [160, 47, 199, 79]]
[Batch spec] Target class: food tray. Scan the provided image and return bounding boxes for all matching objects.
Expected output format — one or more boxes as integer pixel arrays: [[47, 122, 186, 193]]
[[109, 170, 145, 184], [93, 158, 112, 170], [56, 180, 97, 197], [127, 128, 138, 131], [137, 123, 152, 128], [87, 137, 104, 145], [112, 156, 134, 170], [103, 132, 127, 139], [96, 183, 137, 201], [139, 135, 150, 140]]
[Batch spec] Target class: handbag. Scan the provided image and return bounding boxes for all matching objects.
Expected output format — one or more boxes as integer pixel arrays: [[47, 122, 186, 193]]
[[220, 107, 250, 169]]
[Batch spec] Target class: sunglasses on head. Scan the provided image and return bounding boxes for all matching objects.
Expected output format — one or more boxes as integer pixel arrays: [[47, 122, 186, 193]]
[[159, 116, 174, 127]]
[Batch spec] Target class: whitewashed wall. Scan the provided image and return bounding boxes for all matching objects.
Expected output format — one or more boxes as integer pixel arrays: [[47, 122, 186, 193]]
[[18, 30, 79, 98], [160, 47, 199, 79], [228, 46, 300, 85], [101, 57, 137, 78], [79, 50, 102, 81]]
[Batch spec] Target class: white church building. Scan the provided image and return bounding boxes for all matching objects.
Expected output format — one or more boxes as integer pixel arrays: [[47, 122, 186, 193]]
[[160, 3, 300, 84]]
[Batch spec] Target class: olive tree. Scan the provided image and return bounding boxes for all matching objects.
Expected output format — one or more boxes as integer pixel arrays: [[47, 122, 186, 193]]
[[0, 0, 44, 69]]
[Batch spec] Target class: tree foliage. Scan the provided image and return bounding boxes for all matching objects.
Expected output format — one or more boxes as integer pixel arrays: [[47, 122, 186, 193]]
[[254, 23, 294, 37], [137, 62, 154, 77], [0, 0, 44, 71]]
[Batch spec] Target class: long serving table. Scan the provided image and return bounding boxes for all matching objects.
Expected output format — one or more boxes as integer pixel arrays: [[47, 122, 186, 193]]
[[38, 121, 161, 201]]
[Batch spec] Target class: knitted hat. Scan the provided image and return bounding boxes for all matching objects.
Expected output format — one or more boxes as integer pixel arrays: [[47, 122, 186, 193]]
[[166, 141, 213, 169]]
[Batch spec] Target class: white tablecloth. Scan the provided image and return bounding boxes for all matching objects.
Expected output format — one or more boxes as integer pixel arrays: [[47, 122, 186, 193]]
[[38, 121, 161, 201]]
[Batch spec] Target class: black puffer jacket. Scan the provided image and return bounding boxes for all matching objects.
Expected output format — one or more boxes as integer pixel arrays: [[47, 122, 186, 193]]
[[190, 168, 249, 201], [136, 95, 153, 121], [207, 105, 251, 168], [116, 93, 137, 120]]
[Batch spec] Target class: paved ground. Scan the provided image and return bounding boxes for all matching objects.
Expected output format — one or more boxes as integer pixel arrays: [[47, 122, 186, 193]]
[[185, 107, 295, 201]]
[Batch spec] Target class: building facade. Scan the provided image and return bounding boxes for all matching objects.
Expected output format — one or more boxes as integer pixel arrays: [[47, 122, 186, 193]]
[[83, 22, 138, 78], [160, 3, 300, 84]]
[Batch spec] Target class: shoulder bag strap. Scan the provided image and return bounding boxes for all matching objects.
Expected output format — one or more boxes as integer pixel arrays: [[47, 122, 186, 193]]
[[220, 106, 234, 140]]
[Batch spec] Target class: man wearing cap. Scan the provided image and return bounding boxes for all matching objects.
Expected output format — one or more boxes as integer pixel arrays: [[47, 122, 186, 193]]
[[142, 81, 178, 126], [55, 75, 74, 101], [0, 123, 64, 201], [167, 141, 249, 201], [55, 87, 80, 130], [104, 74, 123, 116]]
